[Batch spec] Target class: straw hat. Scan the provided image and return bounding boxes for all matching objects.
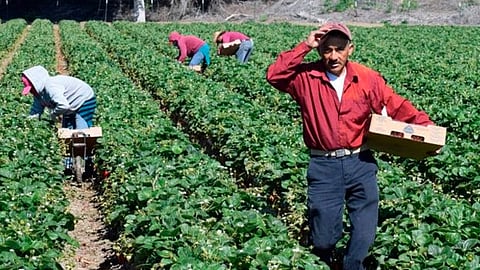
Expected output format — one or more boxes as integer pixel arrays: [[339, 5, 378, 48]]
[[213, 31, 224, 44]]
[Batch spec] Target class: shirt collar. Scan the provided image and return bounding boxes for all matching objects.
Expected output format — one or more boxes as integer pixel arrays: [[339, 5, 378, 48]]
[[309, 61, 359, 83]]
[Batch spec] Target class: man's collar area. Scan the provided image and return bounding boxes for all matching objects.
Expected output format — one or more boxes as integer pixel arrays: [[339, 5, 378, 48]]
[[308, 62, 359, 83]]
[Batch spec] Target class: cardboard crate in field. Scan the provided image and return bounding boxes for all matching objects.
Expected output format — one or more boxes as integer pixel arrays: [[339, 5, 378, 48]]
[[58, 127, 102, 156], [219, 40, 241, 56], [366, 114, 446, 160]]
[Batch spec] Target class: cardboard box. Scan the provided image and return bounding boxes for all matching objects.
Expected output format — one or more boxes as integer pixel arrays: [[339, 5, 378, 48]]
[[366, 114, 446, 160], [218, 40, 241, 56], [57, 126, 102, 139], [58, 127, 102, 156]]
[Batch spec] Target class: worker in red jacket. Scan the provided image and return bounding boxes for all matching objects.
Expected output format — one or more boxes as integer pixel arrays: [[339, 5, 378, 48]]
[[168, 31, 210, 72], [266, 22, 437, 270]]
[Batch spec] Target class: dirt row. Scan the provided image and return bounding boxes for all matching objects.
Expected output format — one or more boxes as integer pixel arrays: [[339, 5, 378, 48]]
[[52, 24, 118, 270]]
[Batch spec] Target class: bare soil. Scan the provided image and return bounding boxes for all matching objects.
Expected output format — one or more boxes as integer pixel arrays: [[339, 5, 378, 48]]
[[165, 0, 480, 26], [60, 182, 117, 270], [54, 25, 119, 270], [2, 0, 479, 26]]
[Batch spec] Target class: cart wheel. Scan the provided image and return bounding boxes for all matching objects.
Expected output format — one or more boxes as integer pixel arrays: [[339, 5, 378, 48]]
[[74, 155, 84, 181]]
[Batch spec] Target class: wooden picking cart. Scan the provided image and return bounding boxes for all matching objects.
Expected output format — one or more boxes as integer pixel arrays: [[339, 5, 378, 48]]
[[58, 127, 102, 181]]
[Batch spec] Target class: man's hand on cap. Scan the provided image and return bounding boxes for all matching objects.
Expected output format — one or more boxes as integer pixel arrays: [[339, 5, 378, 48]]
[[306, 29, 328, 49]]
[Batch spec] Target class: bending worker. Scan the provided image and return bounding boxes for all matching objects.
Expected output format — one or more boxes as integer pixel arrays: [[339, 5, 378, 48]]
[[21, 65, 96, 129], [168, 31, 211, 72], [213, 31, 253, 64]]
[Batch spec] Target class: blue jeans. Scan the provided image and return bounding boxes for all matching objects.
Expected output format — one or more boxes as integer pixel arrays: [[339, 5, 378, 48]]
[[236, 39, 254, 64], [307, 150, 378, 270], [62, 113, 89, 129], [62, 96, 96, 129], [189, 44, 210, 67]]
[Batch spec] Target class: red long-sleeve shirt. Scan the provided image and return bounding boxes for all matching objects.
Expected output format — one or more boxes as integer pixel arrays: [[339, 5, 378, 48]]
[[173, 35, 206, 62], [266, 41, 434, 151]]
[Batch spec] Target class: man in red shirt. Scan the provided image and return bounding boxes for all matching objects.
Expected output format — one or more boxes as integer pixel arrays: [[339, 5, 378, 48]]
[[266, 22, 436, 269], [168, 31, 211, 72]]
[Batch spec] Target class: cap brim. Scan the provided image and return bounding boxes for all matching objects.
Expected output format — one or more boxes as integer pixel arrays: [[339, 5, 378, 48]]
[[318, 23, 352, 42], [22, 86, 32, 95]]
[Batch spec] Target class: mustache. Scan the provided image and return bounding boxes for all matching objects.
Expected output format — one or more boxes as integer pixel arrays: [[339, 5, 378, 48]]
[[327, 60, 340, 66]]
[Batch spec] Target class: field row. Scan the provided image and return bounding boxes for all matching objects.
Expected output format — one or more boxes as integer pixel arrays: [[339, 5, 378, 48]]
[[0, 19, 479, 269]]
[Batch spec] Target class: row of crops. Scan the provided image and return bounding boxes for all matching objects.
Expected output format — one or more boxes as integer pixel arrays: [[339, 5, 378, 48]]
[[0, 18, 479, 269]]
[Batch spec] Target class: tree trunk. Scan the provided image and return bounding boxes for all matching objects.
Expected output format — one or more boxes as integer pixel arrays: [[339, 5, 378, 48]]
[[134, 0, 146, 22]]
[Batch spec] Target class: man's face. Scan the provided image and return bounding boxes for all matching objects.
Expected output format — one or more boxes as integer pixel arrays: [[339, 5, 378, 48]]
[[318, 33, 354, 76]]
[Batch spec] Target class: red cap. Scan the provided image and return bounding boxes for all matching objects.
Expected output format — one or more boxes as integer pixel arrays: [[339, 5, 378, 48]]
[[319, 22, 352, 41]]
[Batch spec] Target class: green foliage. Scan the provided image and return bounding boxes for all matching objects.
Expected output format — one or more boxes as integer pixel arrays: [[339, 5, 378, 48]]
[[0, 19, 74, 269], [57, 20, 327, 269], [1, 18, 479, 269]]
